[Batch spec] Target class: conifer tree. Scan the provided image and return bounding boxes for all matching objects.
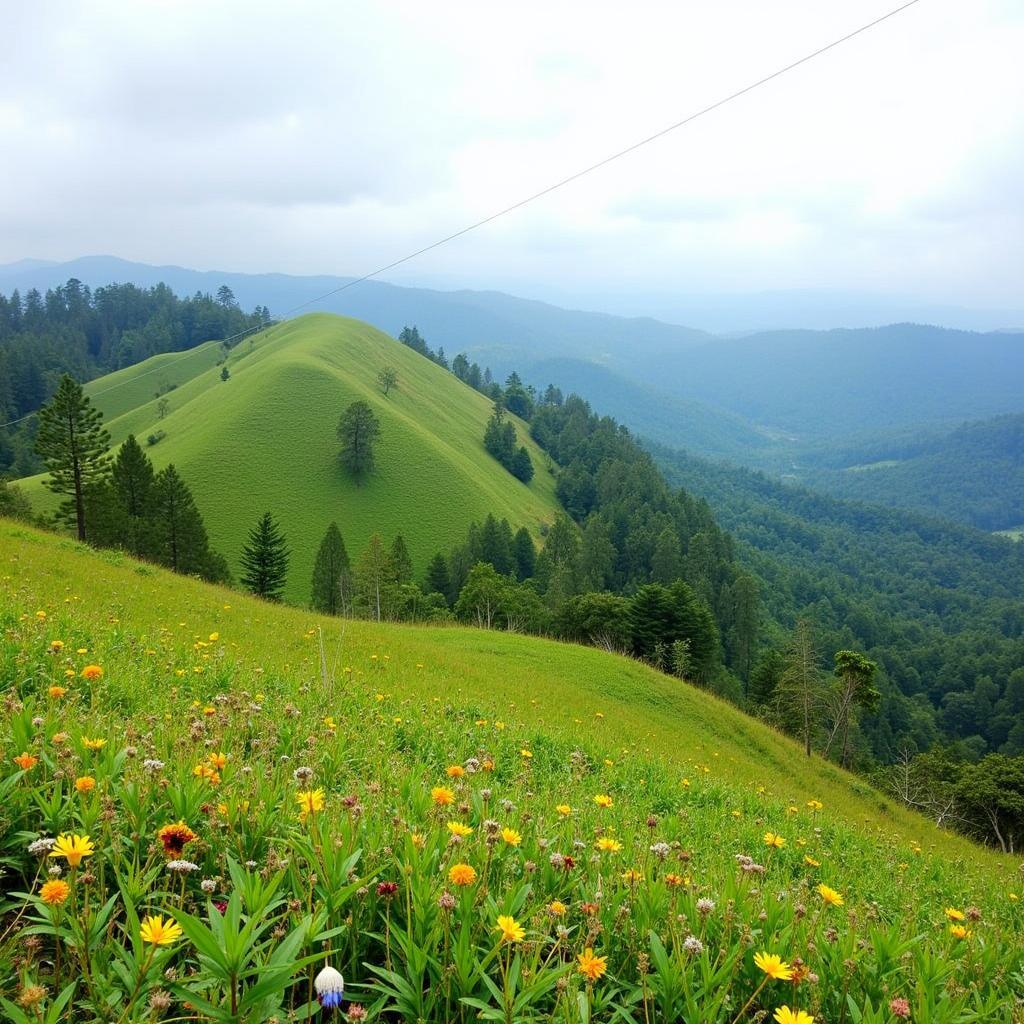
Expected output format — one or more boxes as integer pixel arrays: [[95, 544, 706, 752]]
[[310, 522, 351, 615], [240, 511, 290, 601], [110, 434, 155, 556], [424, 552, 452, 603], [390, 534, 413, 583], [776, 619, 824, 757], [354, 533, 398, 621], [151, 464, 223, 579], [35, 374, 110, 540], [512, 526, 536, 581]]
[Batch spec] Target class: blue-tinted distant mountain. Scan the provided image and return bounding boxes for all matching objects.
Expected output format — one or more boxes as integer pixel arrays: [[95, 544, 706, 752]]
[[643, 324, 1024, 439], [520, 356, 773, 461], [0, 255, 712, 367]]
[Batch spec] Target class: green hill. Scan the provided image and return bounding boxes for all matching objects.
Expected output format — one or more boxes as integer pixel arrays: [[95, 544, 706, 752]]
[[19, 314, 560, 602], [1, 518, 1021, 1021]]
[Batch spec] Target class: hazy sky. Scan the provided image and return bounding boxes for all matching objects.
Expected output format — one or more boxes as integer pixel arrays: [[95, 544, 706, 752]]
[[3, 0, 1022, 317]]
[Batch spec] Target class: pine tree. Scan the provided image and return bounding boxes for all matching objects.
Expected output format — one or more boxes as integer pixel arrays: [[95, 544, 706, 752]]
[[354, 533, 398, 621], [390, 534, 413, 583], [337, 400, 381, 482], [512, 527, 536, 581], [35, 374, 110, 540], [424, 552, 452, 603], [151, 464, 222, 579], [240, 512, 290, 601], [310, 522, 350, 615], [479, 514, 512, 575], [776, 619, 824, 757], [510, 446, 534, 483], [110, 435, 155, 556]]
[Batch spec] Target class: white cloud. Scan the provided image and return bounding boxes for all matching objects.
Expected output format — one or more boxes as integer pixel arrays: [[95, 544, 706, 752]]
[[1, 0, 1021, 311]]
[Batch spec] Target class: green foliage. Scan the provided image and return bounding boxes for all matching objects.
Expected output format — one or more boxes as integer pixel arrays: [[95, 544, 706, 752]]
[[34, 375, 111, 540], [656, 444, 1024, 760], [337, 399, 381, 482], [2, 518, 1023, 1022], [240, 512, 290, 601], [310, 522, 351, 615]]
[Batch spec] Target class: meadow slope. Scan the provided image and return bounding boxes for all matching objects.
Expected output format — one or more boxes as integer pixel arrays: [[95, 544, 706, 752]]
[[2, 519, 1023, 1021], [19, 314, 560, 603]]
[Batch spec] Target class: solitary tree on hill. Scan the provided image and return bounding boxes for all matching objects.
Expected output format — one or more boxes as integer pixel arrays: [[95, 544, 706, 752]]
[[240, 512, 290, 601], [311, 521, 351, 615], [35, 374, 110, 541], [377, 366, 398, 396], [337, 400, 381, 482]]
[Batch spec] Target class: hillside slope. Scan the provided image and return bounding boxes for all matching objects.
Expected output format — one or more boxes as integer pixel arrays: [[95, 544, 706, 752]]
[[19, 314, 560, 602], [4, 518, 1021, 1020], [0, 517, 1010, 872]]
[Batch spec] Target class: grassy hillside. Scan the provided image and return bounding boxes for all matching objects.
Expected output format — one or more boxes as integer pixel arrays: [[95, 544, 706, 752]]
[[1, 519, 1021, 1021], [20, 314, 560, 602]]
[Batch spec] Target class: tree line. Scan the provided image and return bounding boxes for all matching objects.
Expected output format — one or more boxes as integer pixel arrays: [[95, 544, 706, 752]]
[[28, 375, 228, 581], [0, 278, 271, 476]]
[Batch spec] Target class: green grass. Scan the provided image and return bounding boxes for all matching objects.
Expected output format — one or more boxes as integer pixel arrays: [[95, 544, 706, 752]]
[[2, 519, 1022, 1022], [20, 315, 560, 603]]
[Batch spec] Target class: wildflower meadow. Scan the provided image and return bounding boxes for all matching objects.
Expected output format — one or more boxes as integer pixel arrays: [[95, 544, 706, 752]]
[[2, 525, 1024, 1022]]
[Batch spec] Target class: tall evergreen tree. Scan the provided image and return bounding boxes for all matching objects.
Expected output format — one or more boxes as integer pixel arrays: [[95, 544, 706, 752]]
[[390, 534, 413, 583], [512, 527, 536, 581], [151, 464, 224, 580], [310, 522, 351, 615], [337, 400, 381, 482], [240, 512, 290, 601], [354, 533, 399, 621], [34, 374, 110, 540], [424, 552, 452, 603], [109, 434, 155, 556], [776, 619, 824, 757], [479, 514, 512, 575]]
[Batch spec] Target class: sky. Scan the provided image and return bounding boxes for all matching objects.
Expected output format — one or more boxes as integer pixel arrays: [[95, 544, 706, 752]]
[[2, 0, 1023, 325]]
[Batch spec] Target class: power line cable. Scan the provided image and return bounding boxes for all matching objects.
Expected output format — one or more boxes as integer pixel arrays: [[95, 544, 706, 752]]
[[1, 0, 922, 430]]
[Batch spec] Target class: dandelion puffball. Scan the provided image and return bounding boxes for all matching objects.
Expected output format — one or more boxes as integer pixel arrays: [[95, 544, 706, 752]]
[[314, 965, 344, 1008]]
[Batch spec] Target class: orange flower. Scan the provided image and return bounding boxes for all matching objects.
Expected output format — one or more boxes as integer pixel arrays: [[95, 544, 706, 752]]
[[448, 863, 477, 886], [431, 786, 455, 806], [40, 879, 71, 905], [577, 948, 608, 982], [74, 776, 96, 794], [446, 765, 465, 778], [80, 665, 103, 681], [13, 752, 38, 771], [48, 686, 68, 699], [208, 752, 227, 770]]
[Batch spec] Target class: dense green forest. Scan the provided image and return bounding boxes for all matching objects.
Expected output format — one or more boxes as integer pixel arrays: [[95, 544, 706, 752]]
[[795, 413, 1024, 530], [0, 279, 270, 474], [653, 443, 1024, 761]]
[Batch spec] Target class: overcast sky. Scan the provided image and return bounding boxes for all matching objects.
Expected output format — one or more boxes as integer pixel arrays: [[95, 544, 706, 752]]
[[2, 0, 1022, 320]]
